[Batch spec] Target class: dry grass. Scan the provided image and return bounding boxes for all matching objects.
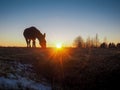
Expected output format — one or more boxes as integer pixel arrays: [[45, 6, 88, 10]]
[[0, 47, 120, 90]]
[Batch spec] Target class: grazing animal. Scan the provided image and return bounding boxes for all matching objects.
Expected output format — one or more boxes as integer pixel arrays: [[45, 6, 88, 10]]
[[23, 26, 46, 48]]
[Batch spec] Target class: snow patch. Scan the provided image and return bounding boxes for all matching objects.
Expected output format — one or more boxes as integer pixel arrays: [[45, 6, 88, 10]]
[[0, 77, 51, 90]]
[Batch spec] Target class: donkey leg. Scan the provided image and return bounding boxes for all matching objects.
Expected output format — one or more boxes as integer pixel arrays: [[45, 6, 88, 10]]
[[25, 38, 29, 47], [28, 39, 31, 47], [32, 40, 36, 47]]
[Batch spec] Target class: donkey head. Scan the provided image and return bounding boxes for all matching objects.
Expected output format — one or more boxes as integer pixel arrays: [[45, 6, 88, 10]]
[[39, 33, 46, 48]]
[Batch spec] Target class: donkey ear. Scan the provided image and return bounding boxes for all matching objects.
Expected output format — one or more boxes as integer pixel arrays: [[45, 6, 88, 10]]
[[43, 33, 46, 37]]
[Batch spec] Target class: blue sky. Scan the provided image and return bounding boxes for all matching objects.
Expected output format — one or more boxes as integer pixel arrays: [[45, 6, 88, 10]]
[[0, 0, 120, 47]]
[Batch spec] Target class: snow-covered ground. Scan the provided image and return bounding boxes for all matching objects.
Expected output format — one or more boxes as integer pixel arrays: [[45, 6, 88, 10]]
[[0, 76, 51, 90], [0, 60, 51, 90]]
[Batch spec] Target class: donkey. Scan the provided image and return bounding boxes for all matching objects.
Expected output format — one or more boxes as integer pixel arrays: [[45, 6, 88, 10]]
[[23, 26, 46, 48]]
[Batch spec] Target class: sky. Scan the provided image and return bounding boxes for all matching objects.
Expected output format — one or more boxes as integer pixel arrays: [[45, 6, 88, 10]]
[[0, 0, 120, 47]]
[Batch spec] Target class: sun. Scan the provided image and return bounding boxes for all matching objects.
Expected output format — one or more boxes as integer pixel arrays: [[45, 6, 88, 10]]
[[56, 43, 62, 49]]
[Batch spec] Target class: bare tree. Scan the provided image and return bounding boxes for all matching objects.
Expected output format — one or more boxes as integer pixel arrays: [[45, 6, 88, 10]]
[[95, 33, 99, 47], [104, 37, 107, 44], [86, 36, 91, 48], [86, 36, 97, 48], [90, 38, 95, 48], [73, 35, 84, 48]]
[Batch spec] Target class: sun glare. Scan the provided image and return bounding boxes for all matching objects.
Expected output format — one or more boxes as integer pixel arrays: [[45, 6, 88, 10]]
[[56, 43, 62, 49]]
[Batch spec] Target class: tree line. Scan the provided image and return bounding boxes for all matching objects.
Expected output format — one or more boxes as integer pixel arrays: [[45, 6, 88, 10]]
[[73, 34, 120, 49]]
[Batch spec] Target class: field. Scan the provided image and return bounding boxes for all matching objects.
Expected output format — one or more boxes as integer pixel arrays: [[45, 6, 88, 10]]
[[0, 47, 120, 90]]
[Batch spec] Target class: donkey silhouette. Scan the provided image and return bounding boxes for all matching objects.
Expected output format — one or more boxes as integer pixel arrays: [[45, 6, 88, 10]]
[[23, 26, 46, 48]]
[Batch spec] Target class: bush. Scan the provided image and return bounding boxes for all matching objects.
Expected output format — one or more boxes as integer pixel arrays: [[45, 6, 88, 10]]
[[100, 42, 107, 48], [108, 43, 116, 48], [117, 43, 120, 49]]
